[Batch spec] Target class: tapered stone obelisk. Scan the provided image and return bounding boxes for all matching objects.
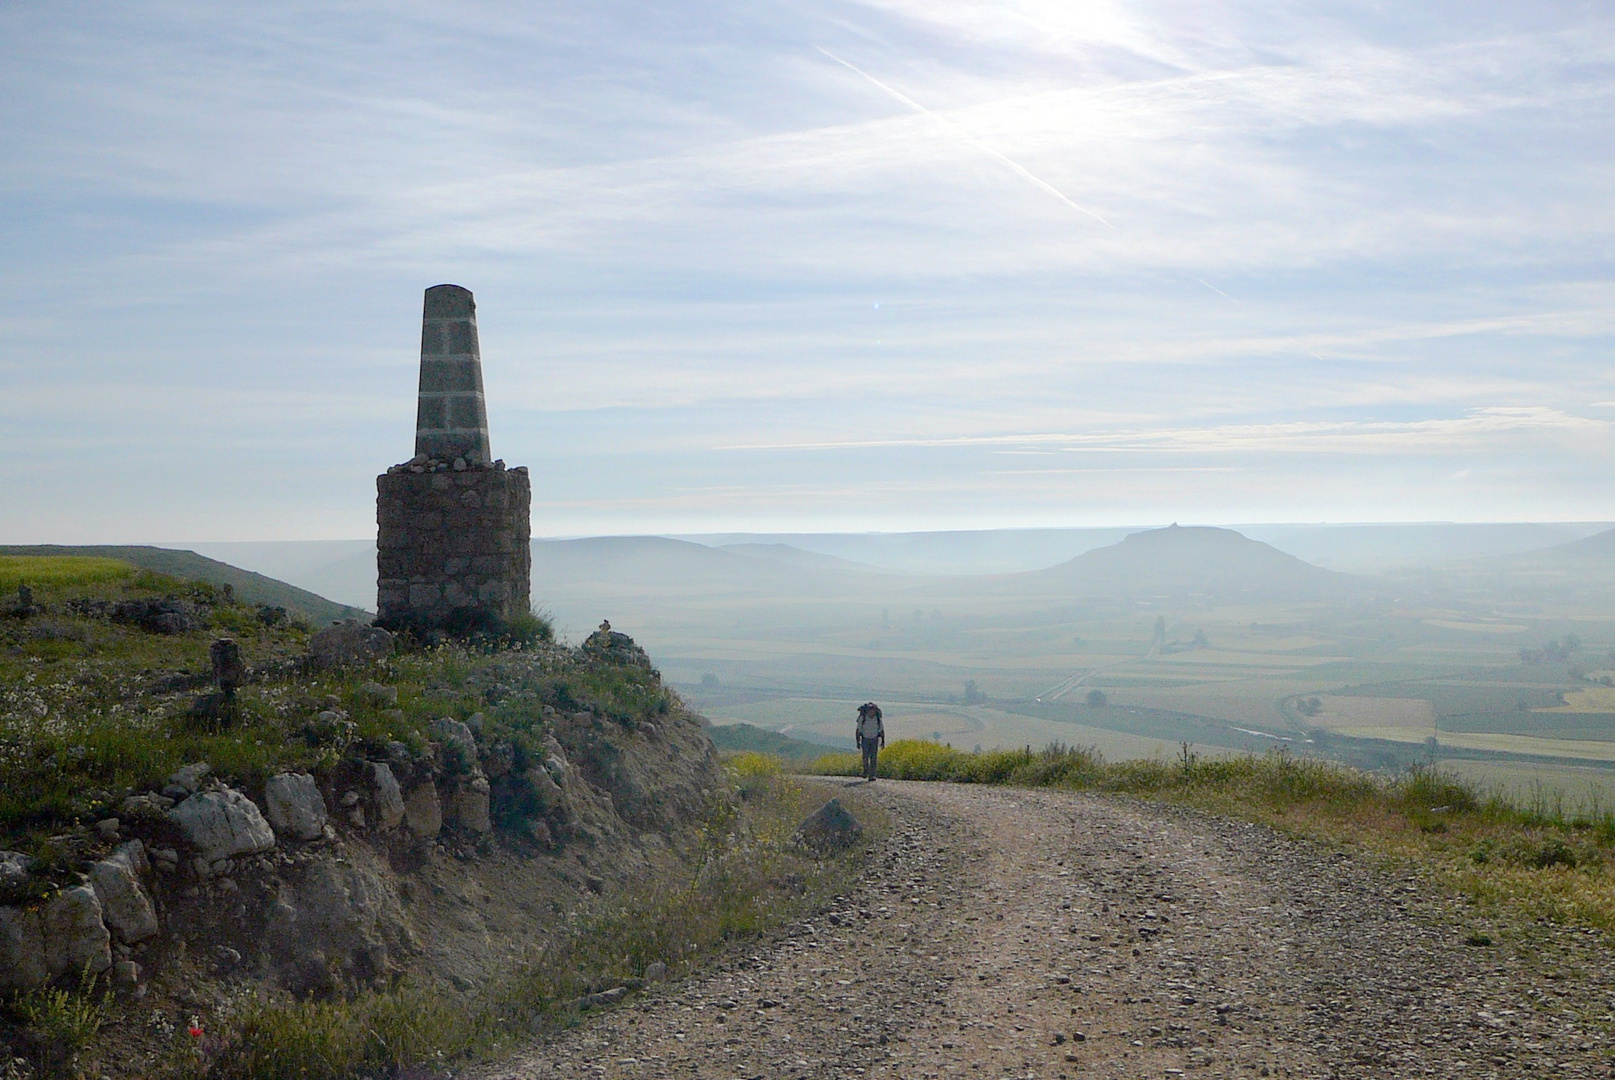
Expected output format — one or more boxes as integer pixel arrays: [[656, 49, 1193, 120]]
[[375, 285, 531, 635], [414, 284, 492, 464]]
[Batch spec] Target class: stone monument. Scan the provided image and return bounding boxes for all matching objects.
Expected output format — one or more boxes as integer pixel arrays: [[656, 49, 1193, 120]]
[[376, 285, 531, 634]]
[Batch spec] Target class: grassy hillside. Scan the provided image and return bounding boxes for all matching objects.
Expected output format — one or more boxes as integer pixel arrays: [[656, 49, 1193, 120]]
[[0, 559, 576, 847], [705, 721, 840, 760], [0, 545, 368, 624]]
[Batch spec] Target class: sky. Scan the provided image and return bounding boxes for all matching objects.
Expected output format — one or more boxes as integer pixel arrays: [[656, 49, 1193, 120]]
[[2, 0, 1613, 542]]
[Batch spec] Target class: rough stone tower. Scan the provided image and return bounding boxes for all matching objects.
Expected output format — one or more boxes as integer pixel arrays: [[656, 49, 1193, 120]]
[[376, 285, 531, 634]]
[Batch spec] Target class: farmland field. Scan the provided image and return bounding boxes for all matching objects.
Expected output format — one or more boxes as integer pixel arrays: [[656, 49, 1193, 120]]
[[495, 527, 1615, 806], [1305, 695, 1435, 735], [697, 695, 1241, 763], [1439, 758, 1615, 816]]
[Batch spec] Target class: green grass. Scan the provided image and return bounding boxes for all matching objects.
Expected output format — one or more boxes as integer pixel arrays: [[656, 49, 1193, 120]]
[[0, 570, 669, 872], [0, 556, 134, 592], [0, 545, 367, 625], [8, 974, 112, 1079]]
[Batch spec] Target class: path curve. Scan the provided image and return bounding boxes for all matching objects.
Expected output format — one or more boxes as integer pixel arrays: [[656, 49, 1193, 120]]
[[479, 780, 1612, 1079]]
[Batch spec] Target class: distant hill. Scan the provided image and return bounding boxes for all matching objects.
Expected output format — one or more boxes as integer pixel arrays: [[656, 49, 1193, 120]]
[[679, 527, 1137, 575], [532, 536, 895, 599], [704, 722, 840, 760], [719, 543, 885, 575], [181, 540, 376, 610], [1241, 522, 1614, 572], [1535, 527, 1615, 560], [1015, 525, 1356, 600], [0, 545, 369, 625]]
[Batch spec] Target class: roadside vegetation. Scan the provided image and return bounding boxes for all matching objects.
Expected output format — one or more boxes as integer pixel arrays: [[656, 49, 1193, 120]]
[[809, 738, 1615, 935]]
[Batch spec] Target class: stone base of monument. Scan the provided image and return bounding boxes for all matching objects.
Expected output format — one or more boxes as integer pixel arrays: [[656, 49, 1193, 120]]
[[376, 460, 532, 635]]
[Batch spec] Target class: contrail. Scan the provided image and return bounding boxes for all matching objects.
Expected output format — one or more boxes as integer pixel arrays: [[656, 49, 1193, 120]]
[[816, 46, 1115, 230], [1198, 279, 1239, 303]]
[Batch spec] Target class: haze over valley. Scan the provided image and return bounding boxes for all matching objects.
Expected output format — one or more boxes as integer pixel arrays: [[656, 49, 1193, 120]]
[[166, 521, 1615, 808]]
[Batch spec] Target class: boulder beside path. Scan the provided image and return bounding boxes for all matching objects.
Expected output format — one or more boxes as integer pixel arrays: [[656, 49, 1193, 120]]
[[794, 798, 863, 853]]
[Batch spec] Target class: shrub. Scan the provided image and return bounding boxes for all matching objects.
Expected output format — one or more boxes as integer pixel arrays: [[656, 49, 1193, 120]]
[[11, 975, 111, 1077], [502, 611, 555, 647], [726, 752, 783, 799], [1398, 766, 1479, 814], [726, 752, 783, 779], [806, 752, 861, 777], [877, 739, 971, 780], [1531, 837, 1578, 870]]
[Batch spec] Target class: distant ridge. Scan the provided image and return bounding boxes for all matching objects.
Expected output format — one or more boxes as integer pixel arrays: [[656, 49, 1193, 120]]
[[532, 536, 895, 597], [719, 543, 885, 575], [0, 545, 369, 625], [704, 722, 842, 760], [1534, 527, 1615, 560], [1019, 525, 1356, 600]]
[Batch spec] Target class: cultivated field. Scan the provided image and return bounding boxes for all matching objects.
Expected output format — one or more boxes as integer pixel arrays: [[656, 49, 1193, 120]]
[[699, 695, 1237, 762]]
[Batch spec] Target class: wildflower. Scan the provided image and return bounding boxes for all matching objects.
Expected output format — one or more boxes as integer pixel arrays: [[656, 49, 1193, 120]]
[[187, 1017, 203, 1038]]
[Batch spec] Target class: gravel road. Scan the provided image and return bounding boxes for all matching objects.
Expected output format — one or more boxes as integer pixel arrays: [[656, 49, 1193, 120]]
[[479, 779, 1614, 1079]]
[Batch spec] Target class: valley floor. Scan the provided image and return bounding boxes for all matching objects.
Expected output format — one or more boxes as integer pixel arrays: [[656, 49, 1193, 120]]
[[477, 780, 1613, 1080]]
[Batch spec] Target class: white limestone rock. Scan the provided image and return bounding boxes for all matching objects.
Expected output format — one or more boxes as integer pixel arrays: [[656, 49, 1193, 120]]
[[264, 772, 328, 842], [446, 777, 492, 834], [168, 787, 277, 862], [89, 841, 159, 943], [41, 885, 112, 978], [403, 783, 442, 838], [0, 905, 48, 990], [307, 622, 394, 670], [431, 717, 481, 774], [368, 762, 406, 832], [0, 850, 36, 892]]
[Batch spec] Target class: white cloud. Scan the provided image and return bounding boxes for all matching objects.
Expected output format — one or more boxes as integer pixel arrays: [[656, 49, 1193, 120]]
[[2, 0, 1614, 537]]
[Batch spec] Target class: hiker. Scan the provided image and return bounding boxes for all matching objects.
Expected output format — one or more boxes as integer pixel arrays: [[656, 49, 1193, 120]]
[[855, 702, 885, 781]]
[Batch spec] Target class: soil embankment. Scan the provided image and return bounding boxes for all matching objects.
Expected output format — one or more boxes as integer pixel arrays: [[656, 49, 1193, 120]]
[[482, 780, 1613, 1079]]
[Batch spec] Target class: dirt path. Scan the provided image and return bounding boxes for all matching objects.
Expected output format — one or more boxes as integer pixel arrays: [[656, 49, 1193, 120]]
[[478, 780, 1614, 1079]]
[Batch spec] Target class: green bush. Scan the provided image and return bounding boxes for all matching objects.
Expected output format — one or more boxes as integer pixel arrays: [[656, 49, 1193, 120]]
[[501, 611, 554, 647], [11, 975, 111, 1078], [1398, 765, 1480, 814]]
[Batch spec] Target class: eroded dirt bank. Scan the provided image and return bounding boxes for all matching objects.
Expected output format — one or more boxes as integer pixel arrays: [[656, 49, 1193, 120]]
[[479, 779, 1613, 1080]]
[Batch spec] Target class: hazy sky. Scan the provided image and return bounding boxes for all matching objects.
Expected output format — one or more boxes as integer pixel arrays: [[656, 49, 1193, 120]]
[[3, 1, 1613, 541]]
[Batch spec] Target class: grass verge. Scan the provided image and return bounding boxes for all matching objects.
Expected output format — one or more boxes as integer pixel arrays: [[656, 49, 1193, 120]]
[[809, 738, 1615, 935]]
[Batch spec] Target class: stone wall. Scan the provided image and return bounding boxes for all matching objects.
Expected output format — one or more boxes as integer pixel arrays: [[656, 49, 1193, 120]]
[[376, 461, 531, 632]]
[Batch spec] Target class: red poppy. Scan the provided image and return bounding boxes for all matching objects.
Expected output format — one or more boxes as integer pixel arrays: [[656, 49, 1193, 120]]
[[188, 1025, 203, 1038]]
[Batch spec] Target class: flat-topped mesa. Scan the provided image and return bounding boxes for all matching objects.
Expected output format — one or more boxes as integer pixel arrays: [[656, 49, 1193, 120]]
[[377, 285, 531, 635], [415, 284, 491, 465]]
